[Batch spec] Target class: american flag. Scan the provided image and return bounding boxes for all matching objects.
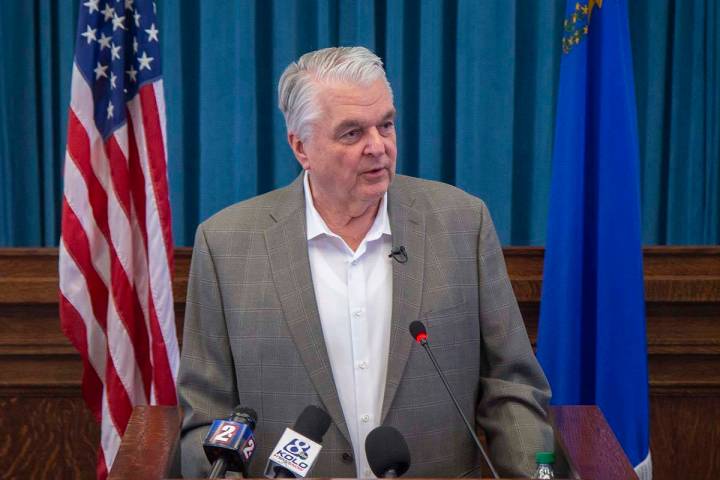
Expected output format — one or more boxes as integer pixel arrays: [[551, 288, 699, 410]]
[[59, 0, 179, 478]]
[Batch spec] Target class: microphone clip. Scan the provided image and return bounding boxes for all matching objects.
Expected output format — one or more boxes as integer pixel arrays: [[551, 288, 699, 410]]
[[389, 246, 408, 264]]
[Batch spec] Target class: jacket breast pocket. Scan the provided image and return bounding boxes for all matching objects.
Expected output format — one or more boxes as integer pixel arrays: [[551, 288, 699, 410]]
[[422, 288, 481, 349], [422, 288, 466, 323]]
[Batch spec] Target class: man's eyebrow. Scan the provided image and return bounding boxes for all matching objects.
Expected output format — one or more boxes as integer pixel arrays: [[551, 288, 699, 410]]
[[333, 119, 363, 135], [333, 109, 397, 135]]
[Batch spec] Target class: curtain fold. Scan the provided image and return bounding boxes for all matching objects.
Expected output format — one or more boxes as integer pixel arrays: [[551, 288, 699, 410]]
[[0, 0, 77, 245], [630, 0, 720, 243], [0, 0, 718, 246]]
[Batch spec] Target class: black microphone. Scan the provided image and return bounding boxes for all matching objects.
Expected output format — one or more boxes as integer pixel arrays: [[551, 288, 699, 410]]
[[203, 406, 258, 478], [409, 321, 500, 479], [388, 245, 408, 263], [264, 405, 332, 478], [365, 426, 411, 478]]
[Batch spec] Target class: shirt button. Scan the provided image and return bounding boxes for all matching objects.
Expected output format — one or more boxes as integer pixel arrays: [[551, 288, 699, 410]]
[[341, 452, 354, 463], [351, 259, 358, 266], [361, 414, 370, 422], [358, 361, 368, 369], [353, 309, 362, 318]]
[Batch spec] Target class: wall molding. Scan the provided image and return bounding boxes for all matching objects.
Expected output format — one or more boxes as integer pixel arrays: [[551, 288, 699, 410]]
[[1, 247, 718, 394], [1, 247, 718, 479]]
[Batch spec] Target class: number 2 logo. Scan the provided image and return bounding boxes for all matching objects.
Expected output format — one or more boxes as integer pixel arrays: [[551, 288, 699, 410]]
[[242, 438, 255, 460], [213, 424, 237, 443]]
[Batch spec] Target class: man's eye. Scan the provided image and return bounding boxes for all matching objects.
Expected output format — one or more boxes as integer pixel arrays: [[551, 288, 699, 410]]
[[380, 121, 394, 131], [343, 129, 360, 140]]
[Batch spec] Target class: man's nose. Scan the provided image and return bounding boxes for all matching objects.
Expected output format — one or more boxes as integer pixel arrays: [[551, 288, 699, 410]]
[[363, 127, 385, 156]]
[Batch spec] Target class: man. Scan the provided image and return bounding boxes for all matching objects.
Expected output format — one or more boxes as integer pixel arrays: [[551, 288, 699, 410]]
[[179, 46, 553, 478]]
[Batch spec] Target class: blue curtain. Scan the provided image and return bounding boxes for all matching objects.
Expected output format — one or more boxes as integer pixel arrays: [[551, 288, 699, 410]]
[[0, 1, 78, 246], [1, 0, 718, 246], [629, 0, 719, 244]]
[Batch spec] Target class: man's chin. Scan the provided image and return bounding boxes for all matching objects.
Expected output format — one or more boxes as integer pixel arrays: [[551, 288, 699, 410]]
[[361, 182, 391, 202], [356, 169, 393, 197]]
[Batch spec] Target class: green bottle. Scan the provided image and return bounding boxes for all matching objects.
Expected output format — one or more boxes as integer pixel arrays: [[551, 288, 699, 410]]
[[533, 451, 555, 479]]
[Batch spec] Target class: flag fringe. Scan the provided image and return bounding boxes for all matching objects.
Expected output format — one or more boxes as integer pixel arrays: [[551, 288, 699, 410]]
[[635, 451, 652, 480]]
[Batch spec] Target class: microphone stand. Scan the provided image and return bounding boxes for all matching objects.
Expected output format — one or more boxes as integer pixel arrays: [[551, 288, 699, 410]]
[[418, 337, 500, 479], [208, 457, 228, 479]]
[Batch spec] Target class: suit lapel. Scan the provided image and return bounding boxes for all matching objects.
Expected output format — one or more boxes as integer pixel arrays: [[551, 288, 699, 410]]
[[381, 181, 426, 422], [264, 176, 350, 442], [264, 176, 427, 436]]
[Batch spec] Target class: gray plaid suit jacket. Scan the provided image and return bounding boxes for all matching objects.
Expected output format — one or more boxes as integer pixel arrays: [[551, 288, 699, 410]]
[[178, 174, 553, 478]]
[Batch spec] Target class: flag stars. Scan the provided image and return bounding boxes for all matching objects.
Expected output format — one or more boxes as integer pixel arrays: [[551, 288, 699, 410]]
[[101, 4, 114, 21], [145, 23, 159, 42], [83, 0, 100, 14], [81, 25, 97, 44], [94, 61, 109, 80], [126, 65, 138, 82], [98, 33, 112, 50], [111, 42, 122, 60], [138, 51, 153, 70], [112, 12, 127, 31], [76, 4, 163, 126]]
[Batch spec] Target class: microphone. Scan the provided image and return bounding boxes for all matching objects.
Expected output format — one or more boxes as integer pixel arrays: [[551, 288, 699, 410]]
[[264, 405, 332, 478], [203, 406, 258, 478], [409, 321, 500, 479], [388, 245, 408, 263], [365, 426, 411, 478]]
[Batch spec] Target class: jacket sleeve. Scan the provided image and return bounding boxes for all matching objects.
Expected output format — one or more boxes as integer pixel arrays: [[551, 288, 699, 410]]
[[177, 224, 238, 478], [474, 200, 554, 477]]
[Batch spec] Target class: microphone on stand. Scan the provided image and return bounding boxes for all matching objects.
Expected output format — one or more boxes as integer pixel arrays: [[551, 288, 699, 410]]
[[409, 321, 500, 479], [203, 406, 258, 478], [365, 426, 411, 478], [264, 405, 332, 478]]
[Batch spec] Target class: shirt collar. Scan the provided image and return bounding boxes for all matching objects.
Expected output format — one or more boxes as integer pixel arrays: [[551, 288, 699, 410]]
[[304, 171, 391, 242]]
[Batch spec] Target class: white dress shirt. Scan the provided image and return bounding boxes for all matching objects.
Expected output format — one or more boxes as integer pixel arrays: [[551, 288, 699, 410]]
[[303, 172, 393, 478]]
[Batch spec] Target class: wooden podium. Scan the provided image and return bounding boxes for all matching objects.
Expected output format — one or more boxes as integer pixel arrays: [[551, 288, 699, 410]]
[[108, 405, 637, 480]]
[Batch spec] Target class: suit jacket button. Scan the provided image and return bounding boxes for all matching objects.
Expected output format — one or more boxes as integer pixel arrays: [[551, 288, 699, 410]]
[[341, 452, 354, 463]]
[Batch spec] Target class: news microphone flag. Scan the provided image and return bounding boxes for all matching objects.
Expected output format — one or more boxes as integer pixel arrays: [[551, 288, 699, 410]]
[[59, 1, 179, 478], [204, 419, 256, 462], [265, 428, 324, 478], [536, 1, 651, 479], [204, 412, 257, 477]]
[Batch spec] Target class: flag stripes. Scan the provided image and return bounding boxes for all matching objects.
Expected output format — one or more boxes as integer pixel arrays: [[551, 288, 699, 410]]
[[60, 2, 178, 476]]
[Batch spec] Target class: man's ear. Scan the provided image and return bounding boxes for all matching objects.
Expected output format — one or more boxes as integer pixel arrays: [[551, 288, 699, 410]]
[[288, 133, 310, 170]]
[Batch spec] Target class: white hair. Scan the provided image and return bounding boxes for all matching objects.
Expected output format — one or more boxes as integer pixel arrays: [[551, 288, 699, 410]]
[[277, 46, 393, 141]]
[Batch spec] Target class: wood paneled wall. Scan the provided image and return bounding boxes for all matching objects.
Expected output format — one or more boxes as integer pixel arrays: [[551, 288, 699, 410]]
[[1, 247, 718, 479]]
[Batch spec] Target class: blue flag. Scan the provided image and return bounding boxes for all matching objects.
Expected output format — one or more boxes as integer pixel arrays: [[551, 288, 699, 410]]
[[537, 0, 651, 477]]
